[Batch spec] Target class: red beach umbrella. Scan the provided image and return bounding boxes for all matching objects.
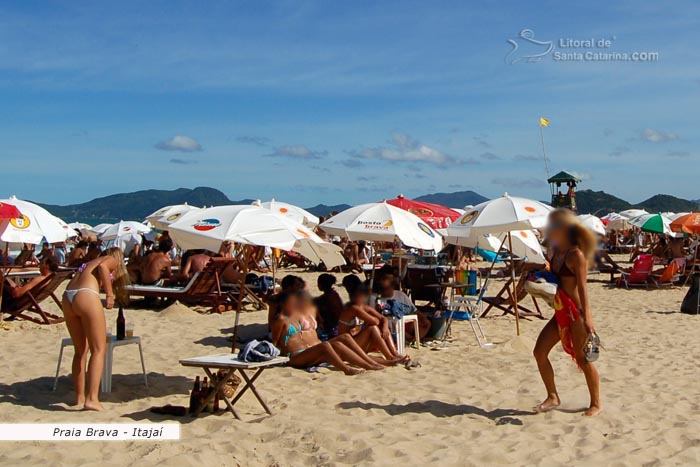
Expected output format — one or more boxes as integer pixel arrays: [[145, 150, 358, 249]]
[[0, 201, 21, 220], [385, 195, 461, 230]]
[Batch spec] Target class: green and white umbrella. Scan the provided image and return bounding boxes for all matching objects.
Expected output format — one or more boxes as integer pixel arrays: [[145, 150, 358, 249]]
[[629, 213, 671, 234]]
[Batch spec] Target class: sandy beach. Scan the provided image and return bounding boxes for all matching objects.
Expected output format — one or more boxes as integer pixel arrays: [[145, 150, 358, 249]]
[[1, 262, 698, 467]]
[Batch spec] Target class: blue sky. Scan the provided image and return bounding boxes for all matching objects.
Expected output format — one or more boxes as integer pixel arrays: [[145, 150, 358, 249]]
[[2, 0, 698, 207]]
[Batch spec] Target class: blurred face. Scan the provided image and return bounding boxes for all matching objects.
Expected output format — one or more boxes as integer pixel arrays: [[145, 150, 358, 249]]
[[379, 274, 395, 292], [546, 216, 569, 247], [280, 295, 299, 316], [351, 291, 368, 304]]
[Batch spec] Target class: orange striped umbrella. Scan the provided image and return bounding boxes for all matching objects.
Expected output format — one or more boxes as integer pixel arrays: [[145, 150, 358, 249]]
[[670, 213, 700, 235]]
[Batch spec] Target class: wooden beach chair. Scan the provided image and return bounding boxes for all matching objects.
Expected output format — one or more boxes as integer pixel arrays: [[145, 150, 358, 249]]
[[2, 272, 71, 324], [482, 263, 544, 319], [126, 258, 235, 313]]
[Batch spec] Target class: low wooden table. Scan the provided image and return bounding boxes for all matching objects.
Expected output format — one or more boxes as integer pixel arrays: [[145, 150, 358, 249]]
[[179, 353, 288, 420]]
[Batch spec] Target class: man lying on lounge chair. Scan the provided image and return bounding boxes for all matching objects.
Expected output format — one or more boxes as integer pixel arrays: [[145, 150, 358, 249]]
[[3, 257, 59, 301]]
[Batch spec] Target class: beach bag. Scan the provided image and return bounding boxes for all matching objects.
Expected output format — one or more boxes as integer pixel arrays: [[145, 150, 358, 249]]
[[216, 370, 241, 399], [524, 270, 559, 306], [238, 339, 281, 362], [681, 274, 700, 315]]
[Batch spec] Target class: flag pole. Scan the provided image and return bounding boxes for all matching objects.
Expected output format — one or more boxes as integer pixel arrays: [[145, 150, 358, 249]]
[[539, 119, 551, 179]]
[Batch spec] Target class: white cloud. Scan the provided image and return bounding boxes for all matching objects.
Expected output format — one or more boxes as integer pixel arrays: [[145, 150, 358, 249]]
[[639, 128, 679, 143], [155, 135, 202, 152], [265, 145, 327, 160], [348, 132, 457, 166]]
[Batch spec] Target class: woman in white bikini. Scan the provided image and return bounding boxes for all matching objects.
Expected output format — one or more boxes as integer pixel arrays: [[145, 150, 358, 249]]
[[61, 247, 130, 411]]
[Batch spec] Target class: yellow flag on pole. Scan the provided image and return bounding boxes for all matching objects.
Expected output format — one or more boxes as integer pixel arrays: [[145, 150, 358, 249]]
[[539, 117, 550, 127]]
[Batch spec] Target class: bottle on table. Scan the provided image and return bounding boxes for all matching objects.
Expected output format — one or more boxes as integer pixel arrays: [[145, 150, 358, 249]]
[[189, 376, 201, 415], [116, 306, 126, 341]]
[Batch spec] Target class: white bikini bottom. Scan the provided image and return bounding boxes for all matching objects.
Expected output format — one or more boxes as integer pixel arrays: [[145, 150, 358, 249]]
[[63, 288, 100, 304]]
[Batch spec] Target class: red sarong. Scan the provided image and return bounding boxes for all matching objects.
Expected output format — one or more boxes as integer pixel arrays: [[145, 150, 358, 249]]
[[553, 289, 581, 365]]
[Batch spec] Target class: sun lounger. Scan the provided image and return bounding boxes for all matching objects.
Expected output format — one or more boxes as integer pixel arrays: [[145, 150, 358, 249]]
[[2, 271, 72, 324], [126, 258, 235, 312]]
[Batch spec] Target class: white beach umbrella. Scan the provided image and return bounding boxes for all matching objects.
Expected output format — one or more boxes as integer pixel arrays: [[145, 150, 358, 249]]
[[68, 222, 93, 232], [448, 194, 552, 236], [145, 204, 202, 230], [578, 214, 606, 236], [446, 194, 552, 336], [0, 196, 69, 244], [619, 208, 648, 219], [601, 213, 631, 231], [100, 221, 152, 241], [319, 202, 443, 251], [446, 229, 545, 264], [257, 199, 320, 228]]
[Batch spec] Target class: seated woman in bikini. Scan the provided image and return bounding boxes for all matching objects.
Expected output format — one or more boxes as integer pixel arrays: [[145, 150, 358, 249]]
[[338, 283, 408, 363], [271, 291, 390, 375]]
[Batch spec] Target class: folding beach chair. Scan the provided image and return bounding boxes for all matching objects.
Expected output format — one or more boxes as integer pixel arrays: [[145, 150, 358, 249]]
[[482, 263, 544, 319], [2, 272, 71, 324], [127, 258, 235, 312], [650, 258, 685, 288], [447, 282, 493, 348], [618, 254, 654, 289]]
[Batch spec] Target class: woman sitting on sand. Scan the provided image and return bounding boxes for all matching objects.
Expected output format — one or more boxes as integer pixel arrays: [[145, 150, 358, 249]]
[[338, 282, 407, 363], [271, 291, 400, 375], [533, 209, 602, 416], [314, 273, 344, 334], [267, 275, 306, 329], [61, 247, 130, 411]]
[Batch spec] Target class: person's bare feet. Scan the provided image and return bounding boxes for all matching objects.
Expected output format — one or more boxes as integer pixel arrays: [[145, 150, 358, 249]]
[[344, 368, 365, 376], [84, 399, 104, 411], [533, 395, 560, 413], [583, 405, 602, 417]]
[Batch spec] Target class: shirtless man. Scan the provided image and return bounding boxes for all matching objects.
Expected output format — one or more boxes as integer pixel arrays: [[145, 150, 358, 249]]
[[176, 250, 211, 282], [139, 241, 172, 285]]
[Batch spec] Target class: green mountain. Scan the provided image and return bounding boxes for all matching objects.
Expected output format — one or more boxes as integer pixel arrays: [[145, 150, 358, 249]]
[[306, 204, 352, 218], [39, 187, 253, 222], [575, 190, 632, 215], [414, 190, 488, 209], [636, 194, 699, 213]]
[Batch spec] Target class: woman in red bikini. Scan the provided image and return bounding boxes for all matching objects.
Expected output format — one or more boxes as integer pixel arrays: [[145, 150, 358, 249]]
[[533, 209, 602, 416]]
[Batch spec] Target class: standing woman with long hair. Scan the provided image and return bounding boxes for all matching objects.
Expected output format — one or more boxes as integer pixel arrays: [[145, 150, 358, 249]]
[[533, 209, 602, 416], [61, 247, 130, 411]]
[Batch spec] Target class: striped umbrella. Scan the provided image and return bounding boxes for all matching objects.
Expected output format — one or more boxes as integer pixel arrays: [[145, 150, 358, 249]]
[[628, 213, 671, 234]]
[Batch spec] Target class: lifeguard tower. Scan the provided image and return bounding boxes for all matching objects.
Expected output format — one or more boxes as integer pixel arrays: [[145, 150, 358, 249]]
[[548, 171, 580, 212]]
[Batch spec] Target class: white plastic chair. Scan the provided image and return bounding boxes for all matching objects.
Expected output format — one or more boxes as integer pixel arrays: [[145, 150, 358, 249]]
[[389, 315, 420, 354]]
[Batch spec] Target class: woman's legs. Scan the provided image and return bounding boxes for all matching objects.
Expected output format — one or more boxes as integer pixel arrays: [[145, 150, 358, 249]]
[[331, 334, 385, 369], [533, 317, 562, 412], [62, 298, 88, 407], [352, 326, 405, 363], [290, 342, 363, 375], [328, 340, 383, 370], [570, 318, 602, 416], [72, 292, 107, 411]]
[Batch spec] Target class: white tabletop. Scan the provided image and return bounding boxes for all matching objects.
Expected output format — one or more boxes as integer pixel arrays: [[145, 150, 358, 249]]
[[180, 353, 288, 369]]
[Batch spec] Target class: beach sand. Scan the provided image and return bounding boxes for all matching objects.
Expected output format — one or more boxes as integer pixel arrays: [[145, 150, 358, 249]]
[[1, 265, 699, 466]]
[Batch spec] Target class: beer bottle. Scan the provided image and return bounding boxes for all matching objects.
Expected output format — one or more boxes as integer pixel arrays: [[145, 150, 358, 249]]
[[189, 376, 201, 415], [206, 375, 216, 413], [200, 377, 209, 413], [116, 306, 126, 341]]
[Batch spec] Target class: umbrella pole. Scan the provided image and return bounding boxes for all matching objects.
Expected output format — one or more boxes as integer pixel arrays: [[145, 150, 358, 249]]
[[0, 244, 8, 326], [232, 247, 249, 353], [484, 236, 508, 279], [368, 244, 378, 302], [508, 232, 521, 336]]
